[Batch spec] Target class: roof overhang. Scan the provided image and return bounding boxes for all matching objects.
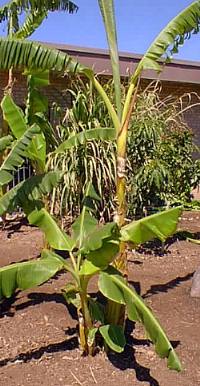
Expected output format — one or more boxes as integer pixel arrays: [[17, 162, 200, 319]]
[[43, 41, 200, 85]]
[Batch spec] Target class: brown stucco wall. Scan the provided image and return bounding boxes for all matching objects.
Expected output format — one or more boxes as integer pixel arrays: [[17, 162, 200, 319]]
[[141, 79, 200, 147], [0, 71, 72, 109]]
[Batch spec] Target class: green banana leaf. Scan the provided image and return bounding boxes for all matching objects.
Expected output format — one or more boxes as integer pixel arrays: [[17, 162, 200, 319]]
[[0, 249, 64, 299], [72, 211, 98, 249], [139, 1, 200, 74], [0, 38, 93, 79], [99, 266, 182, 371], [79, 238, 119, 276], [26, 132, 46, 171], [81, 222, 119, 253], [15, 10, 47, 40], [0, 124, 40, 187], [33, 112, 57, 150], [98, 0, 122, 119], [79, 219, 120, 276], [1, 94, 46, 170], [0, 135, 13, 152], [25, 69, 49, 119], [27, 89, 48, 115], [62, 282, 80, 307], [0, 171, 63, 216], [88, 298, 105, 324], [25, 70, 50, 169], [0, 1, 78, 36], [99, 324, 125, 353], [24, 69, 50, 88], [71, 183, 101, 249], [28, 207, 75, 251], [79, 217, 120, 276], [123, 1, 200, 121], [120, 207, 182, 244], [55, 128, 116, 154], [39, 249, 78, 281], [1, 95, 27, 139]]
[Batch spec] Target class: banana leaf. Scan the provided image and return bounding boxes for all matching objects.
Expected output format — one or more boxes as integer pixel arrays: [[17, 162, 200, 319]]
[[1, 94, 27, 139], [99, 266, 182, 371], [55, 128, 116, 154], [2, 94, 47, 170], [99, 324, 125, 353], [72, 211, 98, 249], [15, 10, 47, 40], [0, 124, 40, 186], [98, 0, 122, 119], [123, 1, 200, 120], [0, 135, 13, 152], [120, 207, 182, 244], [0, 249, 64, 299], [79, 238, 119, 276], [139, 1, 200, 74], [71, 183, 100, 249], [0, 171, 63, 215], [28, 207, 75, 251], [0, 1, 78, 35], [0, 38, 93, 79]]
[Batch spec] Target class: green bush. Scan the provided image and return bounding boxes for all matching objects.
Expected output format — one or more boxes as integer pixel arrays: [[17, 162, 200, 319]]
[[127, 84, 200, 217]]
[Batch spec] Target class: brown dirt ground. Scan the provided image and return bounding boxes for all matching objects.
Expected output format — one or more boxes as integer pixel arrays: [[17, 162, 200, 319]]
[[0, 212, 200, 386]]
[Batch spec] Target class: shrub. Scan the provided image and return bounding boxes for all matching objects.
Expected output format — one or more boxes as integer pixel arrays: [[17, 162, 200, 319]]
[[127, 83, 200, 216]]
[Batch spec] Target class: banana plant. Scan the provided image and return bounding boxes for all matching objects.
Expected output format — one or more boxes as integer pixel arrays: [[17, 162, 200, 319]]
[[0, 78, 117, 204], [0, 0, 199, 373], [0, 0, 198, 235], [0, 182, 182, 371], [0, 0, 78, 152], [0, 171, 64, 215], [98, 0, 200, 264], [1, 93, 47, 175], [0, 89, 66, 220], [0, 85, 44, 189], [1, 91, 117, 177], [0, 1, 78, 40]]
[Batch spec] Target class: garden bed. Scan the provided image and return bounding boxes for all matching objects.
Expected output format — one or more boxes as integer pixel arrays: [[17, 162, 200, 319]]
[[0, 212, 200, 386]]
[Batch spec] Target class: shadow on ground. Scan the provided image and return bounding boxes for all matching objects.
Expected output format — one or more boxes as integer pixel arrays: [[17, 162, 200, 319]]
[[142, 272, 194, 298], [0, 291, 78, 321], [0, 335, 78, 367], [0, 317, 163, 386], [0, 273, 187, 385], [109, 319, 158, 386]]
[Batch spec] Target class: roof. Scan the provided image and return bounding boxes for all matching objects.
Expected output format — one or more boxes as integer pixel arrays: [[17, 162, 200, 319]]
[[43, 41, 200, 85]]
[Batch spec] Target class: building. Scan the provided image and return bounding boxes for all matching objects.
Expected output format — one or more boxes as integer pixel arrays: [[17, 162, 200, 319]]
[[1, 42, 200, 145]]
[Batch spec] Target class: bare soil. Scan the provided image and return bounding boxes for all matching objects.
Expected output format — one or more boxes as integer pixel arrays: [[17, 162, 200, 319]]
[[0, 212, 200, 386]]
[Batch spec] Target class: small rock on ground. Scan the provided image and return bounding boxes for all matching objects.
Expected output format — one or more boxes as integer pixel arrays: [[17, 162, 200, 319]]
[[191, 266, 200, 297]]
